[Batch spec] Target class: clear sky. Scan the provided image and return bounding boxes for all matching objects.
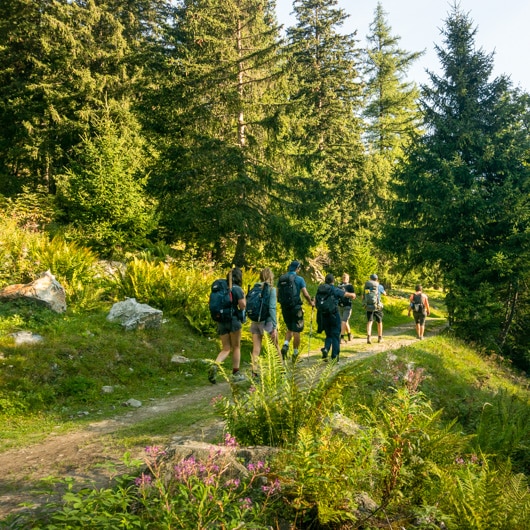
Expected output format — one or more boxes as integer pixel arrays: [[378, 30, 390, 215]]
[[275, 0, 530, 92]]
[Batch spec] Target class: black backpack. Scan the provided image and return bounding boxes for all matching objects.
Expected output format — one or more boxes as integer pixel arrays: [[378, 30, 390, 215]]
[[246, 283, 271, 322], [315, 284, 337, 316], [278, 273, 299, 309], [209, 279, 233, 322], [412, 293, 425, 314]]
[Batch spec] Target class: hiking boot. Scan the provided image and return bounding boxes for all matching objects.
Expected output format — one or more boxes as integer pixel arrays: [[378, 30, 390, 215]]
[[321, 348, 328, 361], [367, 336, 372, 344], [291, 351, 299, 363], [231, 372, 246, 383], [378, 336, 383, 343], [347, 333, 352, 342], [208, 364, 218, 384], [281, 344, 289, 360]]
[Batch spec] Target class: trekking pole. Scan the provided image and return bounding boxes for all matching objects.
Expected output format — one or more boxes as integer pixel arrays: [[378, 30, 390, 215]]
[[307, 304, 314, 359]]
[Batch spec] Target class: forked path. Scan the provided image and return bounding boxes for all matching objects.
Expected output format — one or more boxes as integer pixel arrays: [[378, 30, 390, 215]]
[[0, 318, 445, 520]]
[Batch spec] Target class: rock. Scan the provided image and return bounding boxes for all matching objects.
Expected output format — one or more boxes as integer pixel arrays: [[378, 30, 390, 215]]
[[123, 398, 142, 408], [101, 386, 114, 394], [0, 270, 66, 313], [10, 331, 45, 345], [106, 298, 163, 330], [171, 355, 190, 364]]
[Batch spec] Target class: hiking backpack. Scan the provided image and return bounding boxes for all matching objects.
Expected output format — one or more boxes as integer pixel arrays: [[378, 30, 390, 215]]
[[363, 280, 380, 311], [412, 293, 425, 314], [277, 273, 299, 309], [315, 284, 337, 316], [246, 283, 271, 322], [209, 279, 233, 322]]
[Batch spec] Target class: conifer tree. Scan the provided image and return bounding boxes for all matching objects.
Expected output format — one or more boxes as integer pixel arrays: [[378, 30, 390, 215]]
[[362, 2, 422, 275], [285, 0, 365, 269], [147, 0, 294, 266], [386, 5, 530, 360]]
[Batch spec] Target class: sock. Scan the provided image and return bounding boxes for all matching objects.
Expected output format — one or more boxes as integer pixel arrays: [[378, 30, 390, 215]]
[[293, 348, 299, 356], [283, 340, 289, 346], [348, 333, 352, 340]]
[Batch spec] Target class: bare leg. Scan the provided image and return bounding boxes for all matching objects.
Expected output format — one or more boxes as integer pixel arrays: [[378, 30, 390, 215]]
[[251, 332, 263, 373], [230, 329, 241, 371]]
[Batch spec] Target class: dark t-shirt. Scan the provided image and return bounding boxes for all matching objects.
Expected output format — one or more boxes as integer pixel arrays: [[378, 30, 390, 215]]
[[337, 282, 354, 307]]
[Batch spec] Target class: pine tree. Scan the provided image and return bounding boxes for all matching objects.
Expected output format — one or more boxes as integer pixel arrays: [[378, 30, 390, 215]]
[[386, 5, 530, 358]]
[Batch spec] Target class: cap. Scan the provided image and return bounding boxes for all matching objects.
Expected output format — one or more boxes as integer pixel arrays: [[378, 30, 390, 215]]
[[288, 260, 301, 271], [370, 274, 378, 281]]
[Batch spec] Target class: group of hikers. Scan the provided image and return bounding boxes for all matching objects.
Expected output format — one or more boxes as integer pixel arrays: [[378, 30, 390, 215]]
[[207, 260, 430, 384]]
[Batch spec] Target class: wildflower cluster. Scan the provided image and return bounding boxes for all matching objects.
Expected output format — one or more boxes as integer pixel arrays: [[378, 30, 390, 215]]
[[134, 434, 281, 528]]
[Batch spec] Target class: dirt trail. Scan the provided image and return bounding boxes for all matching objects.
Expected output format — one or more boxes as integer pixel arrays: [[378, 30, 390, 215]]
[[0, 319, 445, 521]]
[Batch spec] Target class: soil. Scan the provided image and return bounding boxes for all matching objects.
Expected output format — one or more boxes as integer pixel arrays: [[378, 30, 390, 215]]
[[0, 320, 444, 522]]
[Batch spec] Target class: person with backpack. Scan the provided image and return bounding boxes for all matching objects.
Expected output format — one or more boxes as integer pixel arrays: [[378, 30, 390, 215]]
[[316, 273, 357, 362], [208, 267, 246, 384], [277, 260, 314, 361], [248, 267, 281, 379], [407, 284, 431, 340], [337, 272, 356, 343], [363, 274, 387, 344]]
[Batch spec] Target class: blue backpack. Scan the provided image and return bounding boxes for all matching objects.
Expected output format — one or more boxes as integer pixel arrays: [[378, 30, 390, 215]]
[[246, 283, 271, 322], [209, 279, 233, 322]]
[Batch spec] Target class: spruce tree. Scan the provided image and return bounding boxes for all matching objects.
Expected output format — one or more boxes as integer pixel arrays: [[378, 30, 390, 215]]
[[362, 2, 423, 276], [285, 0, 365, 270], [386, 5, 530, 360]]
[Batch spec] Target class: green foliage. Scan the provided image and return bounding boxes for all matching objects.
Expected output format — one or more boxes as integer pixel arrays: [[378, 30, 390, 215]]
[[436, 459, 530, 529], [55, 104, 158, 256], [384, 5, 530, 368], [42, 444, 282, 529], [214, 338, 344, 447], [108, 257, 216, 334]]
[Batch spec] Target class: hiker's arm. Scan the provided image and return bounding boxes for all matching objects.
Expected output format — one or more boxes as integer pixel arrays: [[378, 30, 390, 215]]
[[301, 287, 314, 306], [424, 296, 430, 315]]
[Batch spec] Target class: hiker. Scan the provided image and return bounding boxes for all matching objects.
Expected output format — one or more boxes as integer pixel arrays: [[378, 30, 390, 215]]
[[316, 273, 357, 362], [277, 260, 314, 361], [337, 272, 356, 343], [248, 267, 281, 379], [363, 273, 386, 344], [408, 284, 431, 340], [208, 267, 246, 384]]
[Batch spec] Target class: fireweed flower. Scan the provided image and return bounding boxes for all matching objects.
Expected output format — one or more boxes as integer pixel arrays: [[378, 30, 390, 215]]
[[174, 456, 198, 481], [224, 433, 238, 447], [262, 478, 282, 495], [145, 446, 166, 458], [240, 497, 253, 510], [135, 473, 153, 487], [224, 478, 241, 489]]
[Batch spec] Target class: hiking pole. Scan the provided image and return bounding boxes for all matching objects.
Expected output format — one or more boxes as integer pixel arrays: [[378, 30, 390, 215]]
[[307, 304, 314, 359]]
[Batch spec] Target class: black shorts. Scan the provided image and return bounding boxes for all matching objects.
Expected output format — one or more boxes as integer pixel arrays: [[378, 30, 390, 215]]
[[217, 315, 243, 336], [366, 309, 383, 323], [412, 311, 427, 325], [282, 306, 304, 333]]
